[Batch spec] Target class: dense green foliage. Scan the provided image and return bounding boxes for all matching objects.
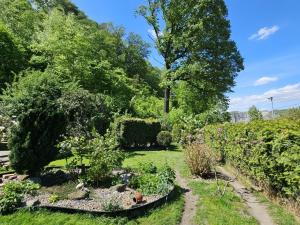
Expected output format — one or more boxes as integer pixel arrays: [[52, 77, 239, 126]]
[[114, 117, 161, 148], [0, 181, 40, 215], [87, 132, 124, 184], [3, 72, 68, 174], [204, 119, 300, 203], [129, 163, 175, 195], [277, 107, 300, 120], [156, 131, 172, 147], [138, 0, 243, 113], [248, 105, 263, 121], [0, 22, 25, 91]]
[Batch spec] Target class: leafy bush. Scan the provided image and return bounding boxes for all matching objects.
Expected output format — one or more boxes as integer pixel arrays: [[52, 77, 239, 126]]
[[204, 119, 300, 202], [157, 131, 172, 147], [87, 132, 124, 185], [137, 162, 157, 174], [129, 165, 175, 195], [185, 142, 215, 177], [114, 116, 161, 148], [58, 89, 113, 136], [0, 181, 40, 215]]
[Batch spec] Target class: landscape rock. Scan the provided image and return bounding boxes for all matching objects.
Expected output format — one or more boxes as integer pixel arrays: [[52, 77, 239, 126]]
[[82, 187, 90, 194], [7, 175, 17, 180], [0, 178, 2, 184], [18, 175, 29, 181], [112, 184, 126, 192], [68, 190, 89, 200], [76, 183, 84, 190], [26, 199, 41, 207], [120, 173, 133, 184], [2, 173, 15, 179]]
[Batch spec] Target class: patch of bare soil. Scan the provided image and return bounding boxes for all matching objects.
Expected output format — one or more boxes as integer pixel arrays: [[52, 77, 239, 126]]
[[176, 171, 198, 225]]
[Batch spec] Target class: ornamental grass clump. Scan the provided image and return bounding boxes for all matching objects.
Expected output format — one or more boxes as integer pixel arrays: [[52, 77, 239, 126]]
[[185, 141, 215, 177]]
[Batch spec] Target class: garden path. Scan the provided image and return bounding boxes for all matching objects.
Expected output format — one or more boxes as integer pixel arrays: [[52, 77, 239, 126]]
[[176, 171, 198, 225], [218, 167, 274, 225]]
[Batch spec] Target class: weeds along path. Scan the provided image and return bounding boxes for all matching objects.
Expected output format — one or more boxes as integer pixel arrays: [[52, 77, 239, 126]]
[[218, 167, 274, 225], [176, 171, 198, 225]]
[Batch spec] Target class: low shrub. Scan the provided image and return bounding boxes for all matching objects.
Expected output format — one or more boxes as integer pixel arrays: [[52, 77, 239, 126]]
[[114, 116, 161, 148], [129, 164, 175, 195], [0, 181, 40, 215], [204, 119, 300, 202], [185, 142, 215, 177], [86, 132, 124, 185], [157, 131, 172, 147]]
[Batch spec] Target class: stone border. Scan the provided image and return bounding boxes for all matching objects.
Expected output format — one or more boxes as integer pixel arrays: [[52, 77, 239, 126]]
[[35, 186, 176, 218]]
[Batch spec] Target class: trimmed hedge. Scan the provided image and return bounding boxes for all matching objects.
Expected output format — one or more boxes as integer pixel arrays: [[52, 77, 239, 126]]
[[203, 119, 300, 202], [115, 117, 161, 148]]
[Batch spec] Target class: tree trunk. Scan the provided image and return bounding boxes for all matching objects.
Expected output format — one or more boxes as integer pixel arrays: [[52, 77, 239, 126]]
[[164, 85, 171, 114]]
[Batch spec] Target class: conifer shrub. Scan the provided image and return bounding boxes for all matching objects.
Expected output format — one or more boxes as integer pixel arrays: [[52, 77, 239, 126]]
[[157, 131, 172, 147]]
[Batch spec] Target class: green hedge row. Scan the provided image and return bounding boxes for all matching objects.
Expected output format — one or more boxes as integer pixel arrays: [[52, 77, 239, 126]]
[[203, 119, 300, 202], [115, 117, 161, 148]]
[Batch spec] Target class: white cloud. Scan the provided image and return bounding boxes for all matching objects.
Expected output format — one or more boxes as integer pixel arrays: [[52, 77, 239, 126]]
[[229, 83, 300, 111], [249, 25, 279, 40], [254, 76, 278, 86], [147, 29, 162, 39]]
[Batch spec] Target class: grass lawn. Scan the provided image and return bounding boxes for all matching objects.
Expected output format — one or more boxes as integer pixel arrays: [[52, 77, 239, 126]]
[[190, 181, 258, 225]]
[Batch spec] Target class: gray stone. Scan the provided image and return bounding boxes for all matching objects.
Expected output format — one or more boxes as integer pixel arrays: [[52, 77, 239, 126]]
[[7, 175, 17, 180], [2, 173, 15, 179], [68, 190, 89, 200], [82, 187, 90, 194], [26, 199, 41, 207], [112, 184, 126, 192]]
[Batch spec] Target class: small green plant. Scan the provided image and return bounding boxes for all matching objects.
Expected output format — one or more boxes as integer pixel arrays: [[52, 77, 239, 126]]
[[102, 196, 123, 211], [157, 131, 172, 147], [138, 162, 157, 174], [48, 194, 60, 203]]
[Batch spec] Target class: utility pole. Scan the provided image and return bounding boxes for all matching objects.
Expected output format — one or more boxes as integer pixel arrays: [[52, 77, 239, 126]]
[[268, 97, 274, 119]]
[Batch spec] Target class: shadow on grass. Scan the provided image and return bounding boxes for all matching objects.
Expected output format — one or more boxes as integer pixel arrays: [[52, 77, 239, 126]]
[[123, 144, 180, 152]]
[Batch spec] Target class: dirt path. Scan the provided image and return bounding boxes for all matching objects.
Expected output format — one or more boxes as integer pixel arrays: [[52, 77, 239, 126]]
[[176, 171, 198, 225], [218, 167, 274, 225]]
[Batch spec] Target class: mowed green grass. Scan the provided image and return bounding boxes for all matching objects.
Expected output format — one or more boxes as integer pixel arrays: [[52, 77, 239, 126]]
[[190, 181, 258, 225]]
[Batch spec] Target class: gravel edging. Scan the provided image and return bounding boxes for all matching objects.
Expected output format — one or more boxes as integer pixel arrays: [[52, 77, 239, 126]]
[[31, 186, 176, 218]]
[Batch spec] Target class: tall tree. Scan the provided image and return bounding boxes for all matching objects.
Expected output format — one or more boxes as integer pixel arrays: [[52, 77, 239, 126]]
[[0, 23, 25, 91], [248, 105, 263, 121], [138, 0, 243, 113]]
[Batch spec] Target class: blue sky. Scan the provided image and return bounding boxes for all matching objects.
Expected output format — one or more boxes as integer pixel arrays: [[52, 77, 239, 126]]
[[72, 0, 300, 112]]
